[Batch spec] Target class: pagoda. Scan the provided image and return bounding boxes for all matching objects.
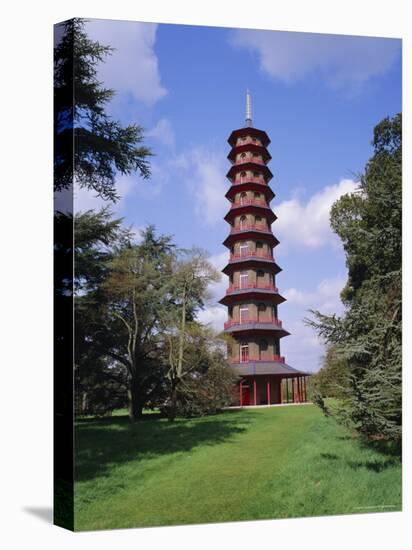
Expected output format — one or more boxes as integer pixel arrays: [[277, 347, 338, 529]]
[[220, 91, 309, 406]]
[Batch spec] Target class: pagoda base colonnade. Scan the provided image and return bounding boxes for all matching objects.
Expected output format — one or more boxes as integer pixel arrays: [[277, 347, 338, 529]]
[[238, 375, 309, 406]]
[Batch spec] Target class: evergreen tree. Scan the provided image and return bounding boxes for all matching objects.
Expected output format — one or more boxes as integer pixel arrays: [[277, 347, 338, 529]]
[[73, 209, 131, 417], [54, 18, 151, 202], [101, 226, 176, 421], [306, 114, 402, 445]]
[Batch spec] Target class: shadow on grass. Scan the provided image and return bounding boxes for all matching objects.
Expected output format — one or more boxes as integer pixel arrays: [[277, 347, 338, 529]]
[[319, 433, 401, 473], [75, 410, 255, 483], [361, 438, 402, 458], [347, 457, 399, 473], [319, 452, 339, 460]]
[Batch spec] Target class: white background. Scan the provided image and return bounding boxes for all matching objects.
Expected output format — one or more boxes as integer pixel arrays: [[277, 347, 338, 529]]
[[0, 0, 410, 548]]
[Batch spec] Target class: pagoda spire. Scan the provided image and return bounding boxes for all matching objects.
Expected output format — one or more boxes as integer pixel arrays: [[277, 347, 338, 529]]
[[245, 89, 252, 127]]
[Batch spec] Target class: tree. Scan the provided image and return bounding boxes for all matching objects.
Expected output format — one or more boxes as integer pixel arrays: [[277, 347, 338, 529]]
[[308, 345, 350, 418], [160, 326, 237, 418], [54, 18, 152, 202], [75, 356, 128, 417], [73, 209, 131, 416], [101, 226, 176, 421], [310, 345, 350, 399], [306, 114, 402, 445], [160, 250, 221, 420]]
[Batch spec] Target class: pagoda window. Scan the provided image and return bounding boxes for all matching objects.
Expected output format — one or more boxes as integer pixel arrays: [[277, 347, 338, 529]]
[[255, 215, 262, 225], [239, 215, 247, 229], [240, 152, 247, 158], [257, 270, 265, 286], [240, 191, 247, 205], [239, 306, 249, 323], [258, 303, 266, 321], [240, 342, 249, 363], [239, 271, 248, 288], [228, 306, 233, 319], [259, 339, 268, 359], [239, 242, 249, 257]]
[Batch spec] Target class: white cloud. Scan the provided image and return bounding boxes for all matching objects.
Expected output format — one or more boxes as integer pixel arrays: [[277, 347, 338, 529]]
[[72, 174, 135, 214], [196, 251, 229, 332], [86, 20, 167, 106], [197, 305, 227, 333], [275, 178, 358, 250], [231, 30, 400, 91], [147, 118, 175, 148], [72, 167, 163, 215], [172, 148, 228, 226], [284, 274, 346, 315], [208, 251, 229, 301], [281, 319, 325, 373], [281, 275, 347, 373]]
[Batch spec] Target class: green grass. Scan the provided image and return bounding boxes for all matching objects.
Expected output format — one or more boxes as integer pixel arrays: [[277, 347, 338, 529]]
[[74, 405, 401, 531]]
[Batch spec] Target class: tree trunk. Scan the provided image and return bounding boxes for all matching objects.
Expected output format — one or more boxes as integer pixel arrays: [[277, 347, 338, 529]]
[[81, 391, 88, 415], [128, 378, 144, 422], [168, 380, 178, 422]]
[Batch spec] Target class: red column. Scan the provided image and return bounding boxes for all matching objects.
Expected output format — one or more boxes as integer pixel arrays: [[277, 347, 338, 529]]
[[298, 377, 301, 403], [253, 378, 257, 406], [240, 380, 243, 407], [286, 378, 289, 403], [304, 376, 307, 402], [267, 379, 271, 405], [280, 379, 283, 404], [292, 379, 296, 403]]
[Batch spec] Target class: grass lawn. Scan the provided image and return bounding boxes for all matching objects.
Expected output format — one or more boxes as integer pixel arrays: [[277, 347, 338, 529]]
[[74, 405, 401, 531]]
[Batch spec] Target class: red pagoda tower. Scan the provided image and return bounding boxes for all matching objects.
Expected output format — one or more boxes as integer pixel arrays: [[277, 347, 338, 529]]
[[220, 91, 309, 406]]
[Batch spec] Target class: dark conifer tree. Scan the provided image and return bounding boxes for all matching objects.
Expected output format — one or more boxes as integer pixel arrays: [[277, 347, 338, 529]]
[[306, 114, 402, 447], [54, 18, 152, 202]]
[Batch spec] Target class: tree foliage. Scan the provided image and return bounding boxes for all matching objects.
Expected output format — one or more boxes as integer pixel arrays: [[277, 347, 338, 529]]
[[74, 209, 131, 417], [74, 217, 235, 421], [54, 20, 236, 421], [160, 249, 221, 420], [54, 18, 152, 202], [306, 114, 402, 445], [100, 226, 175, 420], [309, 345, 350, 400]]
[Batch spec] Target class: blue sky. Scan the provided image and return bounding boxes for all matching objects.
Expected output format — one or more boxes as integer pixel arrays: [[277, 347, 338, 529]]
[[76, 19, 401, 372]]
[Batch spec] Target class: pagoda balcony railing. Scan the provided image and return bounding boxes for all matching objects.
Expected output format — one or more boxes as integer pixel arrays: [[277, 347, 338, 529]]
[[230, 355, 286, 364], [229, 251, 273, 261], [232, 176, 267, 186], [226, 282, 278, 294], [230, 198, 267, 209], [224, 317, 283, 329], [233, 157, 266, 166], [230, 223, 271, 234]]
